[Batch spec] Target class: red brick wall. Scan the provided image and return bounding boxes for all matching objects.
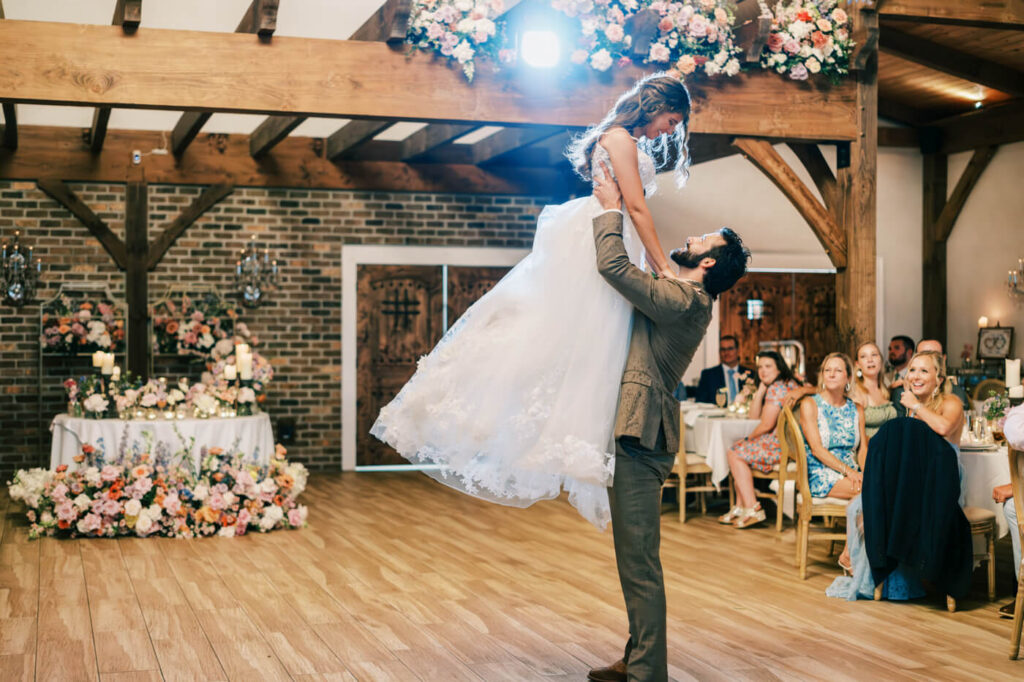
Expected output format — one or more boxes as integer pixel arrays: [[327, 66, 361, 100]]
[[0, 181, 549, 477]]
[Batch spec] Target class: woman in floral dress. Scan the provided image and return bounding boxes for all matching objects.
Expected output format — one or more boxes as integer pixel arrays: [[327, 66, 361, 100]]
[[719, 350, 804, 528]]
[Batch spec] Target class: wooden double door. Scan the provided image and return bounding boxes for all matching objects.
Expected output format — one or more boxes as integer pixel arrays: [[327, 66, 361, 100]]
[[355, 264, 510, 467]]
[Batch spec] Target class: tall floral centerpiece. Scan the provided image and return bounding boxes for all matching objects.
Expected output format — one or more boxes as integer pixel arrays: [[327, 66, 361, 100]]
[[41, 297, 125, 355]]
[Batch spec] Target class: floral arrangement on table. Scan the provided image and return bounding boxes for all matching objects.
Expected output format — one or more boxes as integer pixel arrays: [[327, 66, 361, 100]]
[[151, 293, 237, 359], [406, 0, 508, 80], [757, 0, 854, 83], [405, 0, 854, 82], [40, 296, 125, 355], [643, 1, 741, 78], [983, 390, 1009, 436], [6, 440, 309, 540]]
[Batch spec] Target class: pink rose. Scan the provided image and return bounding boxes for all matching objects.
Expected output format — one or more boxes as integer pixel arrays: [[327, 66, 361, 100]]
[[605, 23, 624, 42], [789, 63, 809, 80], [100, 465, 121, 482], [714, 8, 728, 25], [162, 494, 181, 515], [649, 43, 671, 62], [77, 513, 102, 534], [237, 508, 252, 529], [288, 506, 308, 527], [658, 17, 673, 32], [784, 39, 801, 55], [56, 500, 77, 522], [52, 483, 69, 501], [688, 15, 707, 38], [817, 19, 832, 33], [767, 33, 784, 53], [811, 30, 828, 49], [426, 22, 444, 40], [831, 8, 848, 24]]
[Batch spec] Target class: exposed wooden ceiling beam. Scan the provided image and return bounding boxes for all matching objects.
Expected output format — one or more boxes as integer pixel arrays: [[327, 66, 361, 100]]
[[878, 98, 932, 126], [1, 126, 568, 197], [401, 125, 477, 162], [326, 120, 393, 161], [349, 0, 412, 43], [235, 0, 279, 39], [733, 137, 847, 268], [1, 103, 15, 150], [170, 111, 211, 157], [935, 145, 998, 242], [880, 27, 1024, 97], [788, 142, 839, 213], [148, 184, 235, 270], [0, 20, 859, 140], [470, 126, 564, 165], [877, 126, 920, 148], [934, 99, 1024, 153], [880, 0, 1024, 30], [685, 134, 739, 165], [88, 1, 143, 152], [250, 115, 305, 159], [35, 179, 128, 268]]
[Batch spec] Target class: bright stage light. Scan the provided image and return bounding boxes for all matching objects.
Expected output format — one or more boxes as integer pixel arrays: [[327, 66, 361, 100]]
[[521, 30, 560, 69]]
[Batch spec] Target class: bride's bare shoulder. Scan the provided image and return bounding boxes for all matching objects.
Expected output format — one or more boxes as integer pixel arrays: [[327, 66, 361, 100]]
[[599, 127, 635, 145]]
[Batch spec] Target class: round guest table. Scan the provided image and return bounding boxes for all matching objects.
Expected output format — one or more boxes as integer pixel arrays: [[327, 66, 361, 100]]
[[49, 413, 275, 472], [681, 403, 759, 487], [960, 445, 1011, 538]]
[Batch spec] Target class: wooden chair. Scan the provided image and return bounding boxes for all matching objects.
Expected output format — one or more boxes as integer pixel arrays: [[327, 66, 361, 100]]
[[665, 426, 730, 523], [751, 417, 798, 532], [974, 378, 1007, 402], [778, 407, 849, 579], [1008, 446, 1024, 659]]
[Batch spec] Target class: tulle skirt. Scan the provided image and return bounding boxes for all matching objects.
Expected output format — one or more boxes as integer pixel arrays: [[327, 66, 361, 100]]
[[371, 195, 643, 529]]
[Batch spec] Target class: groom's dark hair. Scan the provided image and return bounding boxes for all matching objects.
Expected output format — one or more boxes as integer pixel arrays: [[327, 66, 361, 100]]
[[674, 227, 749, 300]]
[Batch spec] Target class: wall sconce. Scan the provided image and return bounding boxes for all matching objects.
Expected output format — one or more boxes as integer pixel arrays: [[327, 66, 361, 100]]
[[1, 229, 42, 307], [235, 235, 278, 308], [1009, 258, 1023, 299]]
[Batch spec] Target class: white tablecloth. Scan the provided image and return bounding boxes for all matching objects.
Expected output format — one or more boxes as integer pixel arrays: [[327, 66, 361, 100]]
[[681, 406, 758, 487], [961, 445, 1011, 538], [50, 413, 275, 472]]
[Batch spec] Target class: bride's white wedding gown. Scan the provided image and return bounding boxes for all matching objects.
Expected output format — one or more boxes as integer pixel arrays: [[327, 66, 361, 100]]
[[371, 145, 656, 528]]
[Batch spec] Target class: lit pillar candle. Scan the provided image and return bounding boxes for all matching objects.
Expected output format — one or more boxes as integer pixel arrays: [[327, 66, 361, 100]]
[[111, 366, 121, 381], [101, 353, 114, 375], [978, 316, 989, 328], [238, 354, 253, 380], [93, 350, 104, 367], [224, 364, 237, 381], [235, 343, 250, 356], [1007, 358, 1022, 388]]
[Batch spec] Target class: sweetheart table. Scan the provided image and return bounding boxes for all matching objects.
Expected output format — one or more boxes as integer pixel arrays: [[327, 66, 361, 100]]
[[49, 413, 274, 472]]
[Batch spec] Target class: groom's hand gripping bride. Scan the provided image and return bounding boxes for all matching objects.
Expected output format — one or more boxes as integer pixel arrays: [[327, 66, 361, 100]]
[[588, 162, 749, 682]]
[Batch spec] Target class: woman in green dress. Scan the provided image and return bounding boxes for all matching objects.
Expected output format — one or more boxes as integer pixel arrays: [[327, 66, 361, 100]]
[[850, 342, 896, 439]]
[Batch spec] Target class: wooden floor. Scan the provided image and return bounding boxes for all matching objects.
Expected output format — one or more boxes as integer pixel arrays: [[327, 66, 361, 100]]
[[1, 472, 1021, 681]]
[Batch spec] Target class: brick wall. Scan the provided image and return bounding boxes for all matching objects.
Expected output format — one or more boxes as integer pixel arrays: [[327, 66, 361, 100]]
[[0, 181, 550, 478]]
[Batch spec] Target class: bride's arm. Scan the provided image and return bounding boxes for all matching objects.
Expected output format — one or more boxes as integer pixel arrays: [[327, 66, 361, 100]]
[[599, 130, 673, 277]]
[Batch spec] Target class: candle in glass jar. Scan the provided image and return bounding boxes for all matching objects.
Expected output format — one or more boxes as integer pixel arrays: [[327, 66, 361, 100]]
[[224, 364, 237, 381]]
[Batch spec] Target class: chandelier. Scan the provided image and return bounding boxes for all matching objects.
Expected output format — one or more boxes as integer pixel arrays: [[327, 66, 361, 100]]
[[235, 235, 278, 307], [1010, 258, 1024, 300], [1, 229, 41, 307]]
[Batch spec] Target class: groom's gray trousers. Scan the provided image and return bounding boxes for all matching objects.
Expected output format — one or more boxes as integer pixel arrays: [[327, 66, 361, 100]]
[[608, 435, 675, 682]]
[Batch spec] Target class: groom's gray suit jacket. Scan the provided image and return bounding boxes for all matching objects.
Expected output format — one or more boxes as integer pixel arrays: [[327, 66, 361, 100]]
[[593, 211, 713, 455]]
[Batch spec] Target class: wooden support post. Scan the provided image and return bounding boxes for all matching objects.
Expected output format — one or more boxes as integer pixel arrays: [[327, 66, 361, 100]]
[[125, 182, 148, 379], [88, 107, 111, 153], [235, 0, 279, 39], [834, 9, 878, 354], [170, 112, 212, 157], [326, 120, 392, 161], [921, 153, 948, 344], [1, 103, 15, 150], [250, 116, 305, 159], [35, 180, 128, 268]]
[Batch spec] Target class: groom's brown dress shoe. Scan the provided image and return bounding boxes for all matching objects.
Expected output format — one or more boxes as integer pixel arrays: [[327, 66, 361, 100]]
[[587, 658, 627, 682]]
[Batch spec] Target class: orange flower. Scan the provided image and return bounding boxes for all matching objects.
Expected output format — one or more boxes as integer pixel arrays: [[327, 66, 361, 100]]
[[58, 317, 72, 325], [154, 494, 165, 506], [157, 399, 167, 408], [209, 447, 224, 456], [257, 394, 266, 403], [82, 444, 95, 455], [58, 324, 71, 334], [56, 464, 68, 473], [73, 454, 85, 464], [165, 321, 179, 334], [274, 444, 287, 459], [275, 474, 293, 489], [58, 520, 70, 530], [219, 514, 236, 527], [197, 506, 219, 524], [212, 472, 224, 482], [200, 325, 211, 334], [273, 495, 285, 506], [80, 302, 94, 310]]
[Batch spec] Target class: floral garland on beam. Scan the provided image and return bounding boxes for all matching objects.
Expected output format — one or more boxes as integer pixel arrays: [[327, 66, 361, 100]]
[[645, 1, 741, 78], [759, 1, 854, 83], [406, 0, 508, 80]]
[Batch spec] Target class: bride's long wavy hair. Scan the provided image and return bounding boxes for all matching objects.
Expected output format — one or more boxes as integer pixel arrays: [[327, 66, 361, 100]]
[[566, 73, 692, 188]]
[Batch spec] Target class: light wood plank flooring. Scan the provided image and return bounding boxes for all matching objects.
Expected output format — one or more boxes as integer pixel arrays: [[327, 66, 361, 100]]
[[1, 472, 1020, 681]]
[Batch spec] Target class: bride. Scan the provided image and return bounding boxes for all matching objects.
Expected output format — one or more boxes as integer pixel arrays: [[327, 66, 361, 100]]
[[372, 73, 692, 528]]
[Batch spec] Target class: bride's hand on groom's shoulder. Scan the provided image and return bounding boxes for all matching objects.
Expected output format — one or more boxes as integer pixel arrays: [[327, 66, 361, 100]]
[[593, 161, 622, 211]]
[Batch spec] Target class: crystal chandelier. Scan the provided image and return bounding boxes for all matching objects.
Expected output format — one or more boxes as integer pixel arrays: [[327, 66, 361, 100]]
[[235, 235, 278, 307], [1, 229, 41, 307], [1009, 258, 1024, 300]]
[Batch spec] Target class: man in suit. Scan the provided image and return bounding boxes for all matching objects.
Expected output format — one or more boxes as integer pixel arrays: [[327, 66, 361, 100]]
[[587, 163, 750, 682], [694, 334, 753, 404]]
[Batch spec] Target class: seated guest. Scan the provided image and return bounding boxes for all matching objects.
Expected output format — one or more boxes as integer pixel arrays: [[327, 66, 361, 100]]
[[850, 341, 896, 439], [694, 335, 752, 404], [830, 350, 968, 601], [915, 339, 970, 411], [800, 352, 868, 502], [718, 351, 802, 528], [886, 335, 915, 386], [994, 403, 1024, 618]]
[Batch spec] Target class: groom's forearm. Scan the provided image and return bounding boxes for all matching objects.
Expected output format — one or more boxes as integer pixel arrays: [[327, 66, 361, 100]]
[[593, 212, 666, 320]]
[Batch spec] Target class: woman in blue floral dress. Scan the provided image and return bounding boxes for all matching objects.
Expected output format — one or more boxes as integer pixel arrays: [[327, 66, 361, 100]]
[[799, 353, 867, 500], [719, 350, 807, 528]]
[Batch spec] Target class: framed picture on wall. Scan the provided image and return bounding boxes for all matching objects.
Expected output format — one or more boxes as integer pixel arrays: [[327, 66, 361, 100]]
[[977, 326, 1014, 360]]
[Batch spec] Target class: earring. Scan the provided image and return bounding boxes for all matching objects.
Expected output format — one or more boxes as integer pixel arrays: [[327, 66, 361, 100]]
[[845, 383, 851, 392], [855, 368, 863, 379]]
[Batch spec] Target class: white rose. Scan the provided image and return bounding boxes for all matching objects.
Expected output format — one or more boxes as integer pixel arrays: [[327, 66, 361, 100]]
[[581, 17, 598, 36], [799, 44, 812, 58], [195, 394, 218, 414], [806, 57, 821, 73], [455, 0, 473, 12], [259, 478, 278, 495], [135, 513, 153, 535], [84, 467, 101, 486], [218, 525, 237, 538], [714, 50, 728, 66], [192, 484, 209, 501], [148, 504, 162, 517], [40, 511, 54, 525], [238, 387, 256, 404], [605, 23, 624, 42], [589, 48, 612, 71], [200, 332, 215, 349], [124, 499, 142, 516], [83, 394, 109, 414], [648, 43, 670, 63], [789, 20, 810, 39], [222, 492, 236, 507], [704, 61, 720, 76]]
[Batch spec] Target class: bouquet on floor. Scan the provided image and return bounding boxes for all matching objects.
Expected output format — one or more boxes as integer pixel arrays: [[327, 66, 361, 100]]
[[758, 0, 855, 83], [7, 438, 309, 540]]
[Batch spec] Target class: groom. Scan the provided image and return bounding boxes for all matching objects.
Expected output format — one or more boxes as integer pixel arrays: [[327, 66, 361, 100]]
[[588, 162, 749, 682]]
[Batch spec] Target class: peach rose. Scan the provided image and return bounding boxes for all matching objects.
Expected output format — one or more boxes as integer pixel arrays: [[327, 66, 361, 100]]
[[676, 55, 696, 75]]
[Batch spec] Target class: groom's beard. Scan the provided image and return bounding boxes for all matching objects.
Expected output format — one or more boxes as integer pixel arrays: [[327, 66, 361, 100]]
[[671, 246, 704, 269]]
